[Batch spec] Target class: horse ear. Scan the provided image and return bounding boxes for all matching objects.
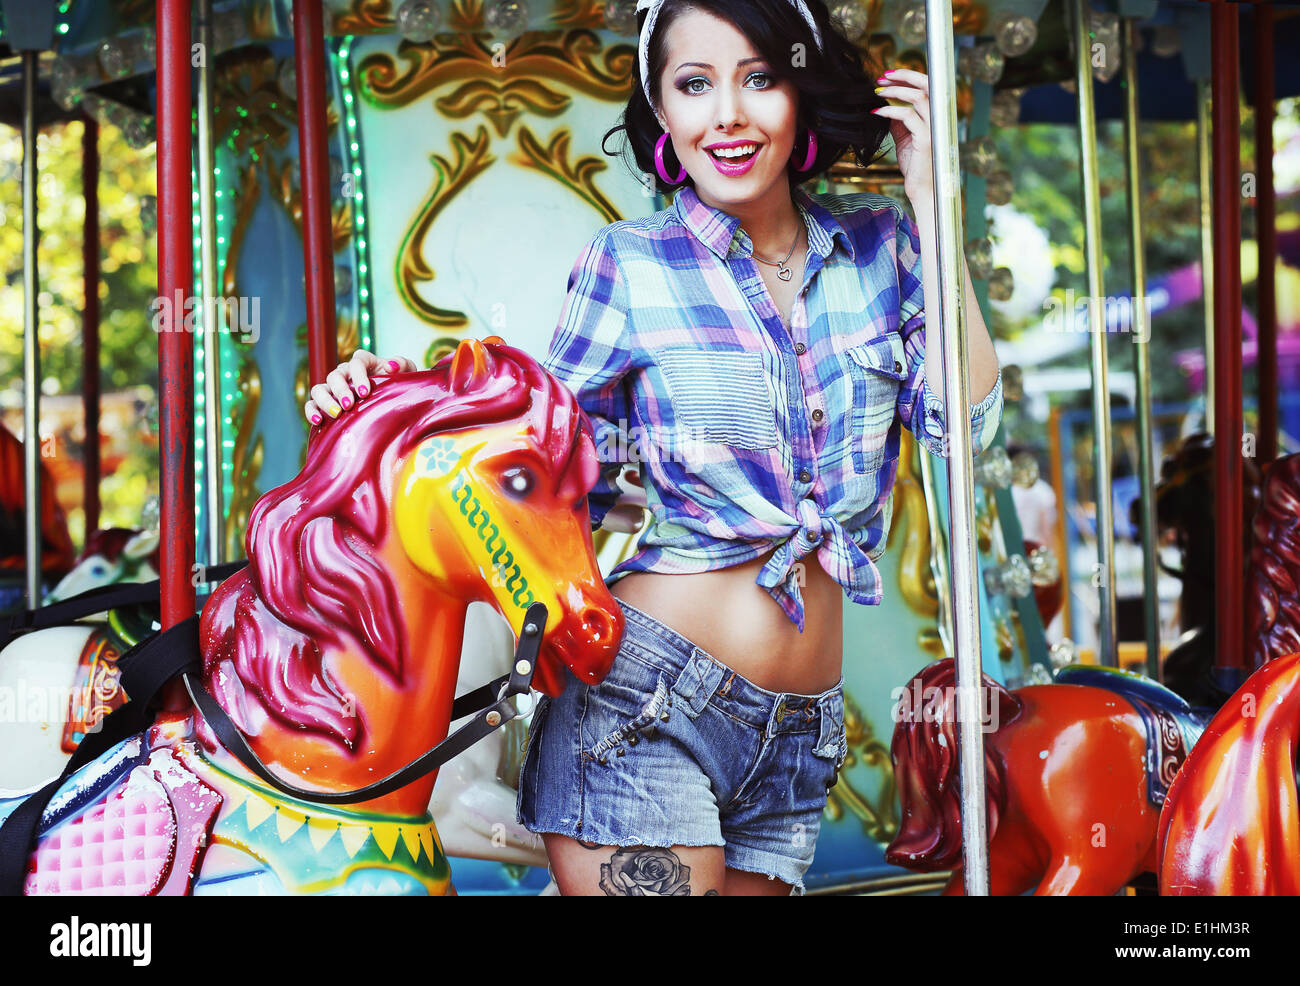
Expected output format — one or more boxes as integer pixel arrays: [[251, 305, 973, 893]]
[[482, 335, 505, 345], [449, 337, 491, 392]]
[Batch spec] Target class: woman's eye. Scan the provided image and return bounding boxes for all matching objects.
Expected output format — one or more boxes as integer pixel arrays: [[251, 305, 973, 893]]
[[682, 77, 709, 95], [747, 72, 773, 89], [501, 466, 535, 498]]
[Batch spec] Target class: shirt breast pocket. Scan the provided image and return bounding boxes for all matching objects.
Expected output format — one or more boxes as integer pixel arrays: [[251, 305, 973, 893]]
[[656, 347, 778, 451], [844, 334, 906, 476]]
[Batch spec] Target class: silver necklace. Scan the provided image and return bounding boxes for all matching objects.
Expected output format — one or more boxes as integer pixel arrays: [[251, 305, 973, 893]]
[[750, 223, 803, 281]]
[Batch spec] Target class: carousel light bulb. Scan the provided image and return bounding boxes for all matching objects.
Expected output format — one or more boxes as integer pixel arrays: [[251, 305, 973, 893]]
[[98, 38, 132, 79], [965, 236, 994, 280], [897, 2, 926, 47], [1028, 546, 1060, 588], [396, 0, 441, 43], [136, 26, 157, 64], [974, 446, 1013, 489], [989, 88, 1023, 129], [960, 42, 1004, 85], [983, 555, 1033, 600], [991, 11, 1037, 58], [987, 266, 1015, 301], [602, 0, 639, 36], [959, 136, 999, 177], [830, 0, 870, 42], [486, 0, 529, 35], [1010, 451, 1040, 488], [985, 169, 1014, 205], [1049, 639, 1078, 670]]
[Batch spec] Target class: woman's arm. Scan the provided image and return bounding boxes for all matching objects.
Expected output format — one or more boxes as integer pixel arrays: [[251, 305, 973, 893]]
[[875, 66, 1003, 457]]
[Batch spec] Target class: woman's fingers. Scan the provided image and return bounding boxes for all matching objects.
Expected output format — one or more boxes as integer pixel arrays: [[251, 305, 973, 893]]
[[304, 399, 323, 425], [310, 383, 343, 419], [881, 68, 929, 93], [303, 350, 418, 423], [872, 105, 931, 151], [877, 83, 930, 127]]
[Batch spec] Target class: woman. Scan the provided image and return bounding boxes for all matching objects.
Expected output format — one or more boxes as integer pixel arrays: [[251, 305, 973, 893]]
[[305, 0, 1002, 895]]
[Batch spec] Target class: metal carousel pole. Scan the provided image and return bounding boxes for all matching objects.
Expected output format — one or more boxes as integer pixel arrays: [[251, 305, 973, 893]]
[[156, 0, 197, 708], [1197, 79, 1214, 436], [293, 0, 339, 384], [83, 118, 102, 538], [1209, 0, 1244, 689], [924, 0, 989, 896], [20, 49, 42, 607], [1071, 0, 1117, 667], [1121, 18, 1158, 680], [1254, 3, 1277, 469], [196, 0, 224, 565]]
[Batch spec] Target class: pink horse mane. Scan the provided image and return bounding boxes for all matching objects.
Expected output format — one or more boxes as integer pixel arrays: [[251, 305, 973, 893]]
[[1248, 452, 1300, 669], [199, 340, 597, 748]]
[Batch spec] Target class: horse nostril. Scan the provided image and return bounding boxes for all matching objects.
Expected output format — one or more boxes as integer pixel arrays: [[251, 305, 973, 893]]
[[578, 606, 616, 644]]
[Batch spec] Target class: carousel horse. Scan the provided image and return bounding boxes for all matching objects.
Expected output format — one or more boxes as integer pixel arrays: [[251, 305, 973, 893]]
[[886, 657, 1208, 895], [1149, 432, 1260, 707], [0, 421, 77, 614], [1158, 453, 1300, 895], [0, 338, 623, 895], [0, 527, 163, 791]]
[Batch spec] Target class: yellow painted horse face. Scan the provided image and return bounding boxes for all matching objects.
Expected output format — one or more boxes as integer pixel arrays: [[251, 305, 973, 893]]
[[393, 421, 619, 694]]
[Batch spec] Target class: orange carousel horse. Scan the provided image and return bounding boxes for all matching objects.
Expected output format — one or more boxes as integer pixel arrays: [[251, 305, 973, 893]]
[[886, 658, 1208, 895], [1159, 452, 1300, 895], [0, 338, 623, 895]]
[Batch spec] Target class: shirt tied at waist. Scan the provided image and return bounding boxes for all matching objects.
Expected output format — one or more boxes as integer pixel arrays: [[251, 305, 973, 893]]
[[755, 498, 882, 632]]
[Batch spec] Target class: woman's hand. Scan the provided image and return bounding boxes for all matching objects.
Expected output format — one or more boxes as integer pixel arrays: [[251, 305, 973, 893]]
[[601, 467, 647, 534], [304, 350, 419, 424], [872, 67, 935, 207]]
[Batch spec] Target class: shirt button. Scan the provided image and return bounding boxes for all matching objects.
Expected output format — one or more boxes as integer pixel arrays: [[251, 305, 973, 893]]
[[894, 359, 904, 374], [794, 342, 807, 356], [811, 408, 824, 423], [798, 468, 811, 483]]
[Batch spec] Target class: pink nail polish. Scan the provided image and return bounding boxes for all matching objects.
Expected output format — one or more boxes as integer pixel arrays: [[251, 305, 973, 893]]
[[341, 396, 351, 409], [357, 385, 368, 397], [311, 414, 322, 425], [388, 360, 400, 371]]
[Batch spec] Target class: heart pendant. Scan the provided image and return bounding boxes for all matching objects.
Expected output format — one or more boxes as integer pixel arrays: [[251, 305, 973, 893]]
[[777, 266, 792, 281]]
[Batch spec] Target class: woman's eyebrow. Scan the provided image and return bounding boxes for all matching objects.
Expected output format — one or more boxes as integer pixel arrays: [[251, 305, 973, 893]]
[[673, 56, 767, 71]]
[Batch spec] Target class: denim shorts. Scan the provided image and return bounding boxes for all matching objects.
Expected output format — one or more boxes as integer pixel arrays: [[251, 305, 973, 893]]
[[516, 597, 847, 894]]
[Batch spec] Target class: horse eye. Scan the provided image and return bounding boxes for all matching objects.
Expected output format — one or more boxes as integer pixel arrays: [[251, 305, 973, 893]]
[[501, 466, 535, 498]]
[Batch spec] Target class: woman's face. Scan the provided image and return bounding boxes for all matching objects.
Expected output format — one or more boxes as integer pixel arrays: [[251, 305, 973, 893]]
[[653, 8, 799, 210]]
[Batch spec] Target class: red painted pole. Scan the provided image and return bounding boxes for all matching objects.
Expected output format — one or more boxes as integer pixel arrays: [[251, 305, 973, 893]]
[[1210, 1, 1243, 677], [156, 0, 196, 662], [1255, 4, 1276, 469], [293, 0, 338, 384], [81, 117, 100, 537]]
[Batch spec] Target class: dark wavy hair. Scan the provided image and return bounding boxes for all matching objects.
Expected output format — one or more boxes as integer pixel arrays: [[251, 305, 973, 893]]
[[603, 0, 891, 195]]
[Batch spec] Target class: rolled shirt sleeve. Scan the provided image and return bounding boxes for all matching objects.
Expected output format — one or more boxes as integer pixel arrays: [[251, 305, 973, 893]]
[[892, 200, 1004, 459], [541, 228, 635, 530]]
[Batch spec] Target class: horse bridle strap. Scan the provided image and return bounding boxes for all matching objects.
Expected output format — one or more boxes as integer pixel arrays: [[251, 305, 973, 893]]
[[183, 601, 548, 805], [0, 599, 550, 893]]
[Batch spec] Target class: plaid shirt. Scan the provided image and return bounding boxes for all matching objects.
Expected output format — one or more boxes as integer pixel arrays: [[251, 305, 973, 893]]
[[542, 184, 1003, 632]]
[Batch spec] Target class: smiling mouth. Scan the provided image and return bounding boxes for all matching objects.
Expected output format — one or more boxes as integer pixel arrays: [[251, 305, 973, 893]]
[[708, 143, 760, 163]]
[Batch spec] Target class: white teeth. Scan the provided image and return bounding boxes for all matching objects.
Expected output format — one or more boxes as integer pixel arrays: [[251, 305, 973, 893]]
[[710, 144, 759, 159]]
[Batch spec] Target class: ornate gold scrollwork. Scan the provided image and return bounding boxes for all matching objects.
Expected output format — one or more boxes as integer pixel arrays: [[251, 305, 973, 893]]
[[825, 691, 899, 843]]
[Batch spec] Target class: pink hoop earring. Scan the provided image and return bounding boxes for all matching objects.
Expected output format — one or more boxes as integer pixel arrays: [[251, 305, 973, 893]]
[[654, 132, 688, 185], [794, 127, 819, 173]]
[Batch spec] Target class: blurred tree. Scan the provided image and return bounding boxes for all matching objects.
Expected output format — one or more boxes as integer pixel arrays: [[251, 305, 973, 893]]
[[0, 118, 159, 544]]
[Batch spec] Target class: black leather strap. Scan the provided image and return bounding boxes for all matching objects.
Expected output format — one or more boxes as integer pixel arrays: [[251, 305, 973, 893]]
[[0, 600, 550, 894], [0, 560, 247, 645], [0, 614, 205, 896], [184, 601, 548, 805]]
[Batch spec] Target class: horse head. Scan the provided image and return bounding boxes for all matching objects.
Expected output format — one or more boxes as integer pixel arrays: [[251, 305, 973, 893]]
[[196, 337, 623, 815]]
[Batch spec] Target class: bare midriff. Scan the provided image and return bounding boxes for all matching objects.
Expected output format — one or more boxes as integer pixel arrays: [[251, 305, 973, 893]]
[[608, 546, 844, 696]]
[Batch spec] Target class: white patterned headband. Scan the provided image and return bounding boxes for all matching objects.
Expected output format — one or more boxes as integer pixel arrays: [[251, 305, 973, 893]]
[[635, 0, 825, 112]]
